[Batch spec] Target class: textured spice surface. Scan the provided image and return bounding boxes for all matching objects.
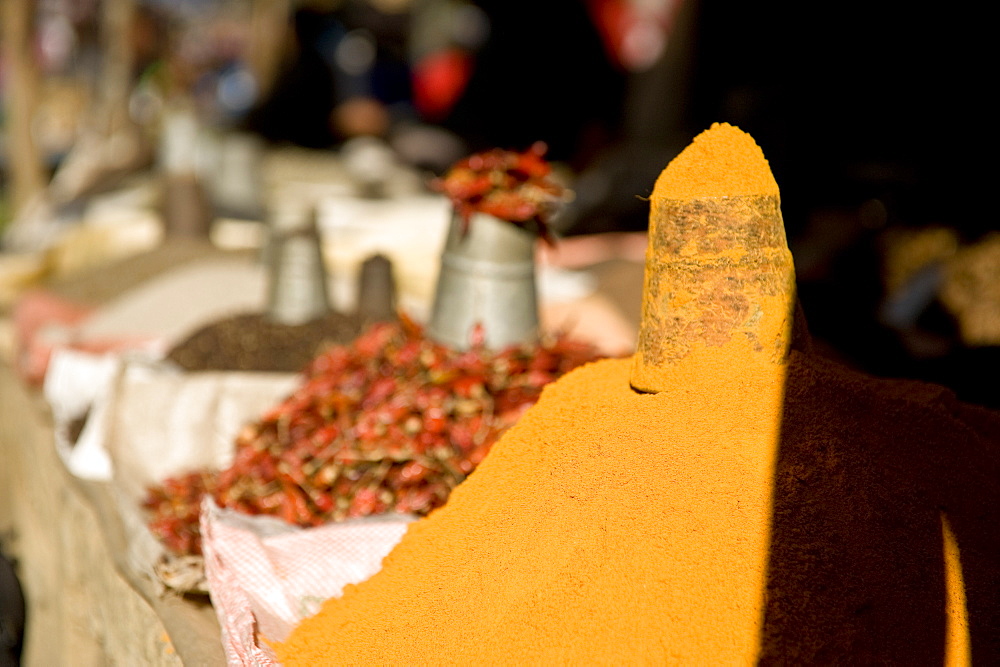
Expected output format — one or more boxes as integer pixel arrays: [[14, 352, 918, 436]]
[[165, 312, 361, 372]]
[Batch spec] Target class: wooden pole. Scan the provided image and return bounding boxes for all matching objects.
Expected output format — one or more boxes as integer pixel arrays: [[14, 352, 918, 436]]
[[1, 0, 47, 216], [248, 0, 294, 102], [96, 0, 136, 136]]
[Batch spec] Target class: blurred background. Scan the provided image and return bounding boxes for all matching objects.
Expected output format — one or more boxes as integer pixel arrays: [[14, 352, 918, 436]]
[[1, 0, 996, 406]]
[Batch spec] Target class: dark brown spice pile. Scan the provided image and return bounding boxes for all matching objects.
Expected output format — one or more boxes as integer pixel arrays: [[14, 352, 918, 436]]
[[165, 311, 362, 372]]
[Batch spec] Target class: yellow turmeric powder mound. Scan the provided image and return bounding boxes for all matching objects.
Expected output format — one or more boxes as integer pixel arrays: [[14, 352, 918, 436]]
[[277, 356, 789, 664], [276, 352, 1000, 664], [653, 121, 779, 200]]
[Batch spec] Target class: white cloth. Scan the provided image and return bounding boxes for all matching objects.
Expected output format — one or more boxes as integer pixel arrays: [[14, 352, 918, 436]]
[[201, 500, 413, 666]]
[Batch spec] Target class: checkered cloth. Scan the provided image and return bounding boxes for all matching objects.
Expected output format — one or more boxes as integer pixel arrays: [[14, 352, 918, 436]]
[[201, 500, 413, 665]]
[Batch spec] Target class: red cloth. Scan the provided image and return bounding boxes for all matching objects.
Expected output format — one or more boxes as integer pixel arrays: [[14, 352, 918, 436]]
[[11, 290, 150, 386]]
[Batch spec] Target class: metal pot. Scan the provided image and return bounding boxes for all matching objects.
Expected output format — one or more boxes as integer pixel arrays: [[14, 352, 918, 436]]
[[427, 212, 539, 350]]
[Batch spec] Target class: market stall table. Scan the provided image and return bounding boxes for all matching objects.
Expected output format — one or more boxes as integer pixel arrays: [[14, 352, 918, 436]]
[[1, 238, 237, 665], [1, 358, 226, 665]]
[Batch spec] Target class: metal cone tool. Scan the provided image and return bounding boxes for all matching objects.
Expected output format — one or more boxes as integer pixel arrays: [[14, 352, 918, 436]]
[[356, 253, 396, 325], [265, 207, 331, 325]]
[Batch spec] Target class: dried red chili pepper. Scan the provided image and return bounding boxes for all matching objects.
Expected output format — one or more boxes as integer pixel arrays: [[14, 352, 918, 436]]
[[431, 143, 568, 244], [143, 319, 606, 556]]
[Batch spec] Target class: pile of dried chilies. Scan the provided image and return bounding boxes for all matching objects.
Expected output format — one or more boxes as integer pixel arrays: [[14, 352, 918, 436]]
[[432, 142, 567, 243], [143, 316, 602, 556]]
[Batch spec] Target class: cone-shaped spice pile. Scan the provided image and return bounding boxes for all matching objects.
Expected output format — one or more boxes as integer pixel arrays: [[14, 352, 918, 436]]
[[277, 124, 999, 664], [632, 121, 795, 393]]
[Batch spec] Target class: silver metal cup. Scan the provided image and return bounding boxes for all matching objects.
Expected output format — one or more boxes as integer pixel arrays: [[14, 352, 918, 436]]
[[427, 212, 539, 350]]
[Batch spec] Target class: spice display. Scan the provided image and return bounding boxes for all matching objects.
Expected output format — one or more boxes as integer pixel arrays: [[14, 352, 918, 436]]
[[145, 316, 602, 555], [432, 143, 567, 243], [276, 124, 999, 664]]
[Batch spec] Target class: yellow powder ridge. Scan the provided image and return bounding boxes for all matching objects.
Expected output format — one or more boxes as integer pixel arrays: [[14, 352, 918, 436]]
[[653, 122, 779, 200]]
